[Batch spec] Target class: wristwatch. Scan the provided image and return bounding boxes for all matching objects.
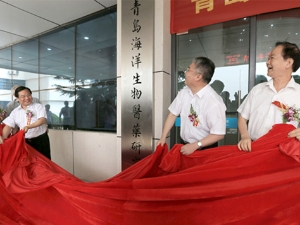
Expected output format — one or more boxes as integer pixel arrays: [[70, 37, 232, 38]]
[[197, 141, 202, 148]]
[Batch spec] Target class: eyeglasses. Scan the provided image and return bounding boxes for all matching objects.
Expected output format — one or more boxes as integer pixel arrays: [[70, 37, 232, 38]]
[[184, 67, 200, 74], [184, 67, 192, 74]]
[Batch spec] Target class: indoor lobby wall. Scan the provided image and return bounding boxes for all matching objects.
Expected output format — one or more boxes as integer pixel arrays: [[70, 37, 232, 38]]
[[49, 129, 119, 182], [48, 0, 171, 182]]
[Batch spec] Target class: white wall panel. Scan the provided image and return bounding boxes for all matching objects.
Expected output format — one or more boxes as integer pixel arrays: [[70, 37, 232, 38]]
[[73, 131, 118, 182], [49, 129, 120, 182], [48, 129, 74, 174]]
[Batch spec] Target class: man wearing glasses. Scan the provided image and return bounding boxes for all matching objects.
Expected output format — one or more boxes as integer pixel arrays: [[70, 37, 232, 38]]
[[157, 57, 226, 155]]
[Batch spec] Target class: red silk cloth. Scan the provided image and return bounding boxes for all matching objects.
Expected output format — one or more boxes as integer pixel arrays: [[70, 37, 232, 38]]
[[1, 123, 300, 224]]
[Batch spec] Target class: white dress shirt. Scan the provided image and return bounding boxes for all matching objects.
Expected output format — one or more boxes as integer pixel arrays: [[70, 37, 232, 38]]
[[169, 85, 226, 143], [5, 97, 41, 117], [238, 78, 300, 140], [3, 102, 47, 139]]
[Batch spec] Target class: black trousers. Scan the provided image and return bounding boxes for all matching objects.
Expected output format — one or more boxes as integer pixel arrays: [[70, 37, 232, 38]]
[[25, 132, 51, 159], [180, 138, 218, 150]]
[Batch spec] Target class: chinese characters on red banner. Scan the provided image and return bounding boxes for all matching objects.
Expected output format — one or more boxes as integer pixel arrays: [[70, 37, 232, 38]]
[[191, 0, 249, 14]]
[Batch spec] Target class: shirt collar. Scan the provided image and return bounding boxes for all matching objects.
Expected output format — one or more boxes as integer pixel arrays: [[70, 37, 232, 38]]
[[288, 76, 298, 89], [267, 77, 297, 91], [187, 84, 209, 98], [16, 103, 34, 111]]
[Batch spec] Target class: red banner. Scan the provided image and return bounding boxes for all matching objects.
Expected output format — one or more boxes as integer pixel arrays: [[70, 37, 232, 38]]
[[171, 0, 300, 34]]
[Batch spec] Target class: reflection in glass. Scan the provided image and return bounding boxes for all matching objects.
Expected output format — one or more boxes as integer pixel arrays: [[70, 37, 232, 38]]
[[13, 40, 39, 91], [40, 90, 75, 130], [40, 27, 76, 130], [75, 13, 117, 130], [0, 47, 12, 70], [256, 8, 300, 84], [40, 28, 75, 88]]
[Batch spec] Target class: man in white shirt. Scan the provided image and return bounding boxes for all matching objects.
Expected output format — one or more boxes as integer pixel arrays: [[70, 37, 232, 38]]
[[5, 85, 41, 117], [238, 41, 300, 151], [5, 85, 41, 135], [157, 57, 226, 155], [0, 86, 51, 159]]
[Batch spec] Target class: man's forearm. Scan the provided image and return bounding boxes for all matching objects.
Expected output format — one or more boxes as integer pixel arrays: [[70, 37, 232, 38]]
[[2, 125, 12, 139], [238, 115, 250, 139], [26, 118, 47, 129], [160, 113, 177, 139], [197, 134, 224, 147]]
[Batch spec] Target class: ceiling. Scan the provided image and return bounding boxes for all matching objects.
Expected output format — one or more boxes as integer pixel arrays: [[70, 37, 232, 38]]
[[0, 0, 117, 49]]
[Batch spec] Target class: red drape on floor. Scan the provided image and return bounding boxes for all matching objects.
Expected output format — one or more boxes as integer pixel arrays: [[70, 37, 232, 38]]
[[1, 123, 300, 224]]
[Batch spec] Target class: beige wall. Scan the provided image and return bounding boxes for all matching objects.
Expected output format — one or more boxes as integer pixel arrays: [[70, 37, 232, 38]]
[[50, 0, 171, 182], [49, 130, 120, 182]]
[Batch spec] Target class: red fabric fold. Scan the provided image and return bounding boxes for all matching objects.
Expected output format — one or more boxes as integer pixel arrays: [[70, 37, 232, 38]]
[[279, 138, 300, 162], [1, 123, 300, 224]]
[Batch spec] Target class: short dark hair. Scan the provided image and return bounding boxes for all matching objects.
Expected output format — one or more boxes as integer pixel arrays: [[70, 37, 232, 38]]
[[275, 41, 300, 72], [15, 86, 32, 98], [193, 56, 215, 83]]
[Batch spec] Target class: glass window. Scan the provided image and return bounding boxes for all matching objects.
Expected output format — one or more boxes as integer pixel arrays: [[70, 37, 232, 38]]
[[0, 47, 12, 70], [0, 7, 117, 131], [40, 27, 76, 130], [75, 13, 117, 131], [12, 39, 39, 91], [39, 89, 74, 129], [40, 28, 75, 89], [0, 47, 13, 104], [0, 47, 13, 102]]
